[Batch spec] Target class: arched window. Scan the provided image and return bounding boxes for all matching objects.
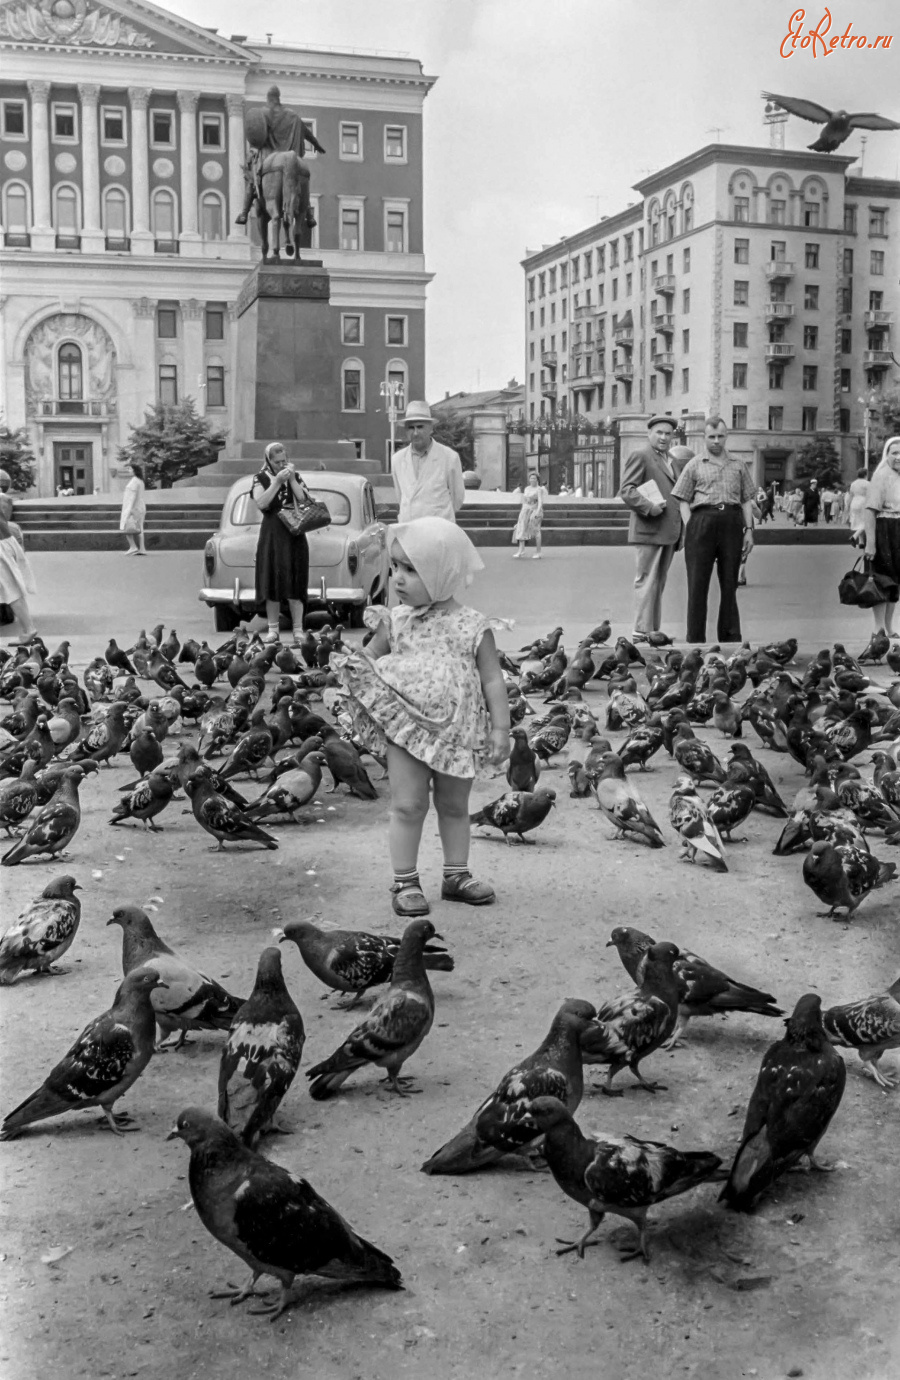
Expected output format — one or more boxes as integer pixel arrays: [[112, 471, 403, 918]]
[[151, 188, 177, 243], [53, 183, 80, 236], [342, 358, 364, 412], [664, 194, 676, 241], [681, 183, 694, 234], [648, 199, 660, 247], [199, 190, 225, 241], [2, 180, 30, 238], [385, 358, 408, 412], [58, 342, 83, 402], [102, 185, 129, 240]]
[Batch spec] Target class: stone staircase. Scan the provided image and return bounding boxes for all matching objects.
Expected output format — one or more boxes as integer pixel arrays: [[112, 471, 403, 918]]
[[15, 502, 224, 552]]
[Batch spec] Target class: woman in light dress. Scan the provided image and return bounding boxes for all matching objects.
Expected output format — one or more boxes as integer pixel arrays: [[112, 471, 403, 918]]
[[512, 469, 548, 559], [847, 468, 869, 545], [0, 470, 37, 639], [862, 437, 900, 635], [119, 464, 147, 556]]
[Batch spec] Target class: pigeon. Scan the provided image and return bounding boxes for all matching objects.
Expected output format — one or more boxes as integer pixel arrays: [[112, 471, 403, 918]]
[[672, 725, 727, 784], [1, 764, 87, 866], [469, 788, 556, 845], [712, 691, 742, 739], [0, 760, 39, 835], [174, 744, 249, 810], [587, 620, 611, 645], [217, 725, 275, 782], [802, 840, 896, 918], [529, 1096, 723, 1262], [421, 999, 597, 1174], [834, 770, 900, 832], [822, 977, 900, 1088], [185, 767, 278, 852], [128, 726, 164, 779], [606, 926, 782, 1048], [244, 753, 325, 823], [706, 779, 756, 841], [45, 696, 82, 750], [0, 876, 82, 984], [108, 904, 245, 1049], [194, 648, 219, 689], [821, 708, 872, 762], [617, 722, 664, 772], [218, 947, 306, 1147], [317, 731, 378, 799], [0, 968, 164, 1140], [32, 757, 98, 808], [760, 92, 900, 153], [0, 717, 56, 778], [720, 994, 846, 1211], [590, 753, 665, 848], [306, 919, 438, 1098], [70, 702, 129, 767], [506, 727, 540, 792], [580, 942, 681, 1095], [105, 638, 136, 676], [147, 647, 190, 694], [108, 769, 175, 831], [669, 776, 728, 871], [858, 628, 891, 665], [277, 915, 454, 1007], [725, 743, 788, 816], [529, 713, 571, 763], [167, 1108, 403, 1318]]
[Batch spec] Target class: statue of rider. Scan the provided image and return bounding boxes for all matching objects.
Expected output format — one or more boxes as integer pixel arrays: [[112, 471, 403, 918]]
[[234, 85, 326, 226]]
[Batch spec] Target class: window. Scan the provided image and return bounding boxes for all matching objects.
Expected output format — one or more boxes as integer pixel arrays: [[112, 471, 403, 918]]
[[560, 262, 569, 286], [199, 191, 224, 240], [52, 184, 79, 237], [386, 363, 407, 411], [769, 365, 785, 390], [3, 181, 29, 235], [802, 406, 818, 431], [150, 110, 174, 147], [733, 363, 748, 388], [582, 251, 591, 277], [682, 289, 690, 313], [528, 277, 535, 302], [733, 322, 748, 348], [768, 407, 783, 431], [206, 365, 225, 408], [570, 261, 578, 284], [159, 364, 178, 405], [51, 102, 77, 142], [102, 186, 128, 241], [769, 199, 785, 224], [612, 280, 618, 301], [841, 329, 852, 353], [340, 205, 362, 251], [803, 202, 820, 227], [385, 204, 407, 252], [539, 308, 545, 327], [340, 122, 362, 159], [384, 124, 407, 161], [734, 281, 749, 306], [843, 248, 854, 274], [386, 316, 407, 346], [869, 208, 886, 236], [585, 289, 591, 309], [683, 248, 691, 273], [199, 112, 224, 149], [529, 375, 535, 394], [596, 247, 605, 273], [840, 284, 852, 314], [342, 360, 363, 411], [802, 365, 818, 391], [101, 106, 126, 144], [733, 238, 749, 264], [529, 401, 535, 421], [611, 384, 618, 406], [529, 311, 534, 330], [840, 369, 851, 392], [805, 243, 819, 268], [548, 267, 557, 293], [550, 302, 556, 324], [625, 273, 632, 296], [683, 203, 693, 232], [803, 326, 818, 350], [682, 329, 690, 354], [732, 405, 747, 430], [681, 368, 689, 393], [769, 281, 786, 304], [844, 205, 857, 233], [157, 304, 177, 338], [529, 342, 534, 362], [0, 99, 26, 138], [804, 285, 819, 310], [561, 330, 567, 350], [664, 375, 672, 398], [871, 250, 885, 275], [341, 314, 363, 345], [840, 408, 850, 433], [666, 254, 674, 273], [610, 241, 619, 268], [597, 284, 604, 306], [151, 189, 176, 242], [301, 119, 319, 158], [205, 304, 225, 341], [733, 196, 750, 222], [58, 343, 83, 400]]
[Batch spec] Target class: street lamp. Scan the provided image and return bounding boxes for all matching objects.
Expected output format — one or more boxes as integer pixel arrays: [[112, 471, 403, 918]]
[[380, 378, 405, 465], [858, 389, 879, 475]]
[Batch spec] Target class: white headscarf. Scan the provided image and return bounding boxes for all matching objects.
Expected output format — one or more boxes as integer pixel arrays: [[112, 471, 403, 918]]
[[390, 516, 483, 602], [873, 435, 900, 478]]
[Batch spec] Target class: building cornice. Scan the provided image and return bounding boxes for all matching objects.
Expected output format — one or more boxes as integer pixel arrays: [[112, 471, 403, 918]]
[[845, 176, 900, 199], [522, 205, 643, 270], [631, 143, 857, 195]]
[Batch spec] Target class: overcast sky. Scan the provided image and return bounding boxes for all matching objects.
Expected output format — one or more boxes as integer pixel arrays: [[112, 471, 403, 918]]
[[166, 0, 899, 397]]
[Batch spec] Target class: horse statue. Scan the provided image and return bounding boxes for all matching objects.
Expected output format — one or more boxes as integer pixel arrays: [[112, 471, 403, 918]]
[[243, 151, 311, 262]]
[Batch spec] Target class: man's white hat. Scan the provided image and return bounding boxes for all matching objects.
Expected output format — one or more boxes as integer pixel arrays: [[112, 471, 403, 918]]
[[403, 400, 433, 425]]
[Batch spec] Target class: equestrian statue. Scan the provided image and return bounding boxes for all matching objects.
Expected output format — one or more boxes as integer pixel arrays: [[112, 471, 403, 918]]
[[235, 86, 326, 262]]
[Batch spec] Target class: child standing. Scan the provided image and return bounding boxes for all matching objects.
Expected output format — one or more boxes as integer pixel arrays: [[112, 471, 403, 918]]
[[333, 517, 511, 916]]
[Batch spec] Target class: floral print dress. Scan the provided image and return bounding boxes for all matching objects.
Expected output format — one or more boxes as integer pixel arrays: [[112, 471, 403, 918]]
[[332, 603, 507, 777]]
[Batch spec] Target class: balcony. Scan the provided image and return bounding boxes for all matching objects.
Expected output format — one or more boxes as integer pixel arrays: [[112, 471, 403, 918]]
[[540, 380, 558, 399], [541, 350, 558, 369], [573, 304, 594, 319], [38, 399, 111, 418], [613, 362, 634, 381], [765, 259, 795, 280], [864, 350, 893, 370], [764, 302, 795, 320], [651, 313, 675, 334], [613, 325, 634, 348], [864, 310, 893, 330], [765, 342, 796, 360], [653, 274, 676, 293], [652, 352, 675, 371]]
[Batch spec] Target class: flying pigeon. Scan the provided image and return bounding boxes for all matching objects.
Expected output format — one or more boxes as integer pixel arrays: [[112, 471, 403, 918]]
[[822, 977, 900, 1088], [277, 914, 453, 1007], [590, 753, 666, 848], [218, 947, 306, 1146], [761, 92, 900, 152], [720, 994, 846, 1211], [580, 942, 681, 1095], [802, 840, 896, 918], [469, 788, 556, 845], [0, 876, 82, 984]]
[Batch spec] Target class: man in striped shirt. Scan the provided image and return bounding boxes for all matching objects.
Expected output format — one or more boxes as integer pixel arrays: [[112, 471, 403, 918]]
[[671, 417, 755, 643]]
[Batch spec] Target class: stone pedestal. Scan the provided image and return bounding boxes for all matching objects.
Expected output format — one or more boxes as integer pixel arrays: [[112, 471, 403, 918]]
[[233, 260, 333, 441]]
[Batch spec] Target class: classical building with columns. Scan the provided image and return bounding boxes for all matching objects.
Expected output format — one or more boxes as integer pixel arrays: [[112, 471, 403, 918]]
[[0, 0, 435, 494]]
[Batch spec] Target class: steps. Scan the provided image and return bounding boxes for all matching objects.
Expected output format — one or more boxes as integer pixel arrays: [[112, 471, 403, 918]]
[[15, 503, 222, 552]]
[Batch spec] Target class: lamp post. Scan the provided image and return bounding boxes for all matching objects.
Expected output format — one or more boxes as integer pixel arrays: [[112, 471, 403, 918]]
[[380, 378, 405, 467]]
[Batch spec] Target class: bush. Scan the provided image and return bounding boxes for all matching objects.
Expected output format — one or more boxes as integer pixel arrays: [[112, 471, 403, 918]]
[[0, 420, 37, 492], [794, 437, 841, 485], [431, 409, 475, 471], [117, 401, 227, 490]]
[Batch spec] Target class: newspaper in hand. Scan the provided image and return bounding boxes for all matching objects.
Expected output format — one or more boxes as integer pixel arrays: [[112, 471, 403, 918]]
[[636, 478, 665, 508]]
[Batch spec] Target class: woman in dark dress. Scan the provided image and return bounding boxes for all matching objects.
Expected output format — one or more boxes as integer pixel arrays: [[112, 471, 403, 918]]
[[251, 441, 312, 645]]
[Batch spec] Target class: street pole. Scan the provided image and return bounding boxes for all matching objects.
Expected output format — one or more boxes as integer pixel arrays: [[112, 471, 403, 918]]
[[380, 378, 405, 470]]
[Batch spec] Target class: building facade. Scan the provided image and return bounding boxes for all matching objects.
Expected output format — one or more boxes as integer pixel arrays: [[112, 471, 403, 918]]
[[0, 0, 435, 494], [523, 143, 899, 487]]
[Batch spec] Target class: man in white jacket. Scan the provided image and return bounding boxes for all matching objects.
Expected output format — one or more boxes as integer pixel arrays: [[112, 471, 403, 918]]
[[391, 401, 466, 523]]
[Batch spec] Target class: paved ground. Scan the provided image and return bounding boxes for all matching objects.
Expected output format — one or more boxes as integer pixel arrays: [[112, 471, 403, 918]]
[[1, 543, 898, 1380]]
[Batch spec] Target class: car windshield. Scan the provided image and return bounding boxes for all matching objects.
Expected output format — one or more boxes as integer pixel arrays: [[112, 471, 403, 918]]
[[231, 488, 351, 527]]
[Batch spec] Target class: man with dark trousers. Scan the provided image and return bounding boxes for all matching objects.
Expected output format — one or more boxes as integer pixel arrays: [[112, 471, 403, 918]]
[[671, 416, 755, 644], [618, 414, 689, 642]]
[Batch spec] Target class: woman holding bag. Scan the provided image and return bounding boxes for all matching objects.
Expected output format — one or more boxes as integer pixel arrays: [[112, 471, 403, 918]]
[[862, 436, 900, 636], [251, 442, 315, 646]]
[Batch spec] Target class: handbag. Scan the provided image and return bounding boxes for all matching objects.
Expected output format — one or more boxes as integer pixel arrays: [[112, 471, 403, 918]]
[[277, 485, 331, 537], [838, 557, 899, 608]]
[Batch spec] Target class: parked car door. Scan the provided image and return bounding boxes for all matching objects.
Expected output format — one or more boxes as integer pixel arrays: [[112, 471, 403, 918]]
[[358, 483, 386, 594]]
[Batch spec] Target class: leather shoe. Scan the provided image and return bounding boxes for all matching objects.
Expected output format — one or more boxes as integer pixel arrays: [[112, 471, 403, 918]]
[[391, 884, 431, 917], [441, 873, 495, 906]]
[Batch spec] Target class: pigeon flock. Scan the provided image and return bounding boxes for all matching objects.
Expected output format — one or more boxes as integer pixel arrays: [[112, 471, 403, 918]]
[[0, 617, 898, 1328]]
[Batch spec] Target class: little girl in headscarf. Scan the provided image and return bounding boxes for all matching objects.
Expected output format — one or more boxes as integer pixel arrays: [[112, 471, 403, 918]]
[[333, 516, 511, 916]]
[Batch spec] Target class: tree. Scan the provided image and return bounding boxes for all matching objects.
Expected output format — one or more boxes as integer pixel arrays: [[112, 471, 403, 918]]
[[431, 409, 475, 471], [870, 388, 900, 460], [0, 419, 37, 492], [794, 436, 841, 485], [117, 401, 227, 490]]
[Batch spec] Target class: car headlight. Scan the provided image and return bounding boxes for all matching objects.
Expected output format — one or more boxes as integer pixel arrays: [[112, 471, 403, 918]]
[[347, 540, 359, 576], [204, 541, 216, 578]]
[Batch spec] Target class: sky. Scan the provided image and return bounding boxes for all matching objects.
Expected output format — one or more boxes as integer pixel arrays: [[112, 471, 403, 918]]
[[164, 0, 900, 397]]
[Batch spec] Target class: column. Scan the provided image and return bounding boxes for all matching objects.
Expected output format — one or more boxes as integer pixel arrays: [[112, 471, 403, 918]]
[[226, 93, 246, 242], [182, 299, 205, 413], [78, 83, 104, 253], [27, 80, 55, 251], [123, 298, 157, 433], [128, 87, 153, 253], [178, 91, 201, 253]]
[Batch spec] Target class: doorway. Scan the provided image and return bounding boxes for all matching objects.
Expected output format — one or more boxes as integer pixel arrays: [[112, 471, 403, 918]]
[[53, 442, 93, 494]]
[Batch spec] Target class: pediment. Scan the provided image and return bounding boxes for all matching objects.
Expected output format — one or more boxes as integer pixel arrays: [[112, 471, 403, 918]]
[[0, 0, 251, 58]]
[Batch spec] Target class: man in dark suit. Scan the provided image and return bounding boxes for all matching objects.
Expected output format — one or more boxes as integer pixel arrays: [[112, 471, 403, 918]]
[[618, 415, 689, 641]]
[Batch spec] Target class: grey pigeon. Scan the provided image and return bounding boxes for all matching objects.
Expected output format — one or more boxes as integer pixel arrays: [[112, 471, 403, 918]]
[[218, 947, 305, 1146]]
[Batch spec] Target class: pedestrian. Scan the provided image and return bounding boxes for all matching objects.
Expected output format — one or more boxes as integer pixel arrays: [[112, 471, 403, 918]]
[[511, 469, 547, 559], [671, 416, 755, 644], [333, 516, 510, 916], [829, 485, 844, 524], [789, 486, 805, 525], [391, 401, 465, 524], [862, 436, 900, 636], [618, 414, 689, 643], [0, 506, 37, 641], [119, 464, 147, 556], [802, 479, 821, 526], [251, 441, 314, 646], [821, 483, 835, 523], [0, 469, 24, 547], [847, 468, 869, 546]]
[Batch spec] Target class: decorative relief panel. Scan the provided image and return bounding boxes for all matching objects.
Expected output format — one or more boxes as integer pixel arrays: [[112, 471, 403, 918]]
[[0, 1, 155, 47], [25, 312, 118, 413]]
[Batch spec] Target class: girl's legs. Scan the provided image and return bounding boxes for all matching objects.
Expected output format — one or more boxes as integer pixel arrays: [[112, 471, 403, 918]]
[[264, 599, 281, 643], [873, 601, 897, 636], [387, 744, 433, 915], [287, 598, 305, 644], [136, 524, 147, 555], [433, 771, 495, 905], [513, 541, 525, 558]]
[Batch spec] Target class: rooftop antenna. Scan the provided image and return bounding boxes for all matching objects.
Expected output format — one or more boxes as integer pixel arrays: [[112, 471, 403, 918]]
[[763, 99, 788, 149], [706, 126, 727, 143], [859, 135, 867, 174]]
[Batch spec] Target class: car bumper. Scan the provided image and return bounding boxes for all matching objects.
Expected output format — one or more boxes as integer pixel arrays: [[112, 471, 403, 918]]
[[199, 579, 367, 607]]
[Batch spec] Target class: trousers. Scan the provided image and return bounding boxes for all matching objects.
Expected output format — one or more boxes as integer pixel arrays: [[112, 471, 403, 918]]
[[684, 508, 744, 643], [632, 542, 677, 633]]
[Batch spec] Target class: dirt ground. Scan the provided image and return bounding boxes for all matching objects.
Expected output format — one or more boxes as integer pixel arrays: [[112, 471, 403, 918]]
[[1, 550, 898, 1380]]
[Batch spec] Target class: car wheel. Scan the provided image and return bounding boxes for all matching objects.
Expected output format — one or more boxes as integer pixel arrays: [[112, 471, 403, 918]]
[[213, 604, 241, 633]]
